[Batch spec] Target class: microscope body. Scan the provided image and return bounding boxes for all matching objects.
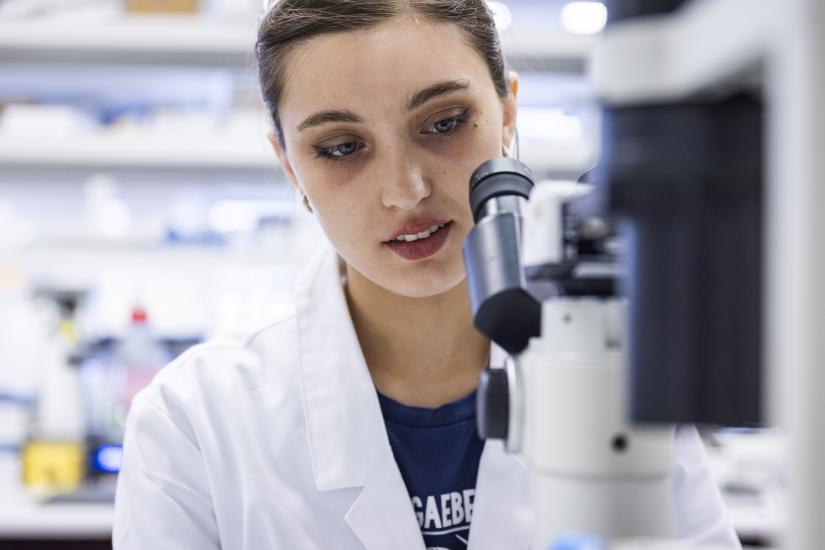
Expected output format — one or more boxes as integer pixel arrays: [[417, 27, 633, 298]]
[[519, 298, 675, 546], [465, 170, 677, 548]]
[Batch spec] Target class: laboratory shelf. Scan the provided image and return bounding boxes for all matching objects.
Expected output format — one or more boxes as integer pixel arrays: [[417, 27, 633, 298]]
[[0, 16, 257, 68], [0, 133, 281, 181], [0, 16, 592, 72]]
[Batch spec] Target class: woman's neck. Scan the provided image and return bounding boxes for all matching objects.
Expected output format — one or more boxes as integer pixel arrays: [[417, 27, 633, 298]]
[[345, 264, 490, 408]]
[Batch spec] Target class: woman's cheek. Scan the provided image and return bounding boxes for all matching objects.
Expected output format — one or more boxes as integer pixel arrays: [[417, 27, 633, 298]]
[[448, 121, 501, 167], [313, 189, 370, 246]]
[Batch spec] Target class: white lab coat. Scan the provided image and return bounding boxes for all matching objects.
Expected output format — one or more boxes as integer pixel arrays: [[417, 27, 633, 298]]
[[113, 244, 742, 550]]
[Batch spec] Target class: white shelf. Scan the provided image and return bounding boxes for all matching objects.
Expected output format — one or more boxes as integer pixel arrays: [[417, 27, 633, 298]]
[[0, 15, 592, 72], [0, 15, 257, 68], [0, 133, 281, 179]]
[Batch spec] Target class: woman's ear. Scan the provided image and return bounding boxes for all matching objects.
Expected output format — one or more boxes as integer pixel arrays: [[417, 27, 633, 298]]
[[267, 130, 301, 193], [501, 70, 519, 151]]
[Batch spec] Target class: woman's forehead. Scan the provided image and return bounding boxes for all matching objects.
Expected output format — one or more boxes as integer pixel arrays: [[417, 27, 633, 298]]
[[278, 17, 495, 126]]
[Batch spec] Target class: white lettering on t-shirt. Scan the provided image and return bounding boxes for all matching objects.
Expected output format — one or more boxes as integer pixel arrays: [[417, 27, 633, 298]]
[[411, 489, 476, 534], [412, 496, 424, 527], [440, 493, 453, 528], [424, 495, 442, 529], [451, 491, 465, 525], [463, 489, 475, 523]]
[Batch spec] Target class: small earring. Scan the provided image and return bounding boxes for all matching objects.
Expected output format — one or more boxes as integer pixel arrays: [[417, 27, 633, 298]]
[[302, 194, 313, 214], [502, 144, 510, 157]]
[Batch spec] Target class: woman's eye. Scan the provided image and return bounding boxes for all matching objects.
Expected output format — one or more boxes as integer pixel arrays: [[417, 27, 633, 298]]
[[432, 118, 458, 133], [423, 109, 470, 135], [314, 141, 362, 160]]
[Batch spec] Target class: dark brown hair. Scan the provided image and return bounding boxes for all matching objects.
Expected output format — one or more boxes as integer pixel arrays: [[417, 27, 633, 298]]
[[256, 0, 509, 148]]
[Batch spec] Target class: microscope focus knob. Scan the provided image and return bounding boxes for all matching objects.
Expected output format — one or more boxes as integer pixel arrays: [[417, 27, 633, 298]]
[[477, 367, 509, 440]]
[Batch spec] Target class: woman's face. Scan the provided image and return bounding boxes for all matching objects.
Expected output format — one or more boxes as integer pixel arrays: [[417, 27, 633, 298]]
[[271, 16, 517, 298]]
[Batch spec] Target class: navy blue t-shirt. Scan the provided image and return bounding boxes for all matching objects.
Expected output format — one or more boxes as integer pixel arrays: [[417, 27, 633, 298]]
[[377, 390, 484, 550]]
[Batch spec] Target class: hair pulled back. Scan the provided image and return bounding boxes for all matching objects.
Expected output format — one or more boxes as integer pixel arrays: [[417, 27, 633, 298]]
[[256, 0, 509, 147]]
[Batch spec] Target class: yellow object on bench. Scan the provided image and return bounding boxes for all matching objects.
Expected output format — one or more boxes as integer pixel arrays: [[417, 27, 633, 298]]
[[22, 441, 86, 492]]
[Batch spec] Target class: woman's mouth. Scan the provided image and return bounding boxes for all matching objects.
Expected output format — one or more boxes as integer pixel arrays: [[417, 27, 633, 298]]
[[384, 221, 453, 260], [391, 222, 448, 243]]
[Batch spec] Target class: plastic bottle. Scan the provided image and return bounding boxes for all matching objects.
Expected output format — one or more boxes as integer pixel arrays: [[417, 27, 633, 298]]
[[112, 306, 170, 435]]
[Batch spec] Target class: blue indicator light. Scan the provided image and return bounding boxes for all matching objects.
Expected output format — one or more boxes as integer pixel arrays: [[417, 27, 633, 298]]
[[94, 445, 123, 473]]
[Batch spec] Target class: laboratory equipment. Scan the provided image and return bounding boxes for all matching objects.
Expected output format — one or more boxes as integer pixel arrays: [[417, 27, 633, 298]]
[[466, 0, 825, 548], [467, 159, 677, 546], [112, 305, 170, 435]]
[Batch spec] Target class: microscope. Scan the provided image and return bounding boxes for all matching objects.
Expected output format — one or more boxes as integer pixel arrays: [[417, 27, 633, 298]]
[[466, 156, 686, 547], [464, 0, 825, 548]]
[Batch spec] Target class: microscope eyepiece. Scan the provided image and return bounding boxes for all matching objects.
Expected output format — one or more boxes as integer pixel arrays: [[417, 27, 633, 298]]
[[463, 156, 540, 355], [469, 157, 535, 222]]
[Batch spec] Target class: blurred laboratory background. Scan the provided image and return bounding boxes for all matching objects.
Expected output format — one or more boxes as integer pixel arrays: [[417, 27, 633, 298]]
[[0, 0, 782, 548]]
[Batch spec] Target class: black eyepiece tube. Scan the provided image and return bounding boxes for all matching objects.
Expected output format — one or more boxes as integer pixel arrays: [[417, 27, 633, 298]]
[[463, 158, 541, 355]]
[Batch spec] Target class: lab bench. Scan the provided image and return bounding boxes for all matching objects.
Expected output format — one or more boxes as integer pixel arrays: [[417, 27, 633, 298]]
[[0, 453, 112, 549], [0, 500, 112, 549]]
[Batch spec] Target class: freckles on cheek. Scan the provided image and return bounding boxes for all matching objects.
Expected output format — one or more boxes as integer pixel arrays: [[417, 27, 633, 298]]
[[321, 200, 374, 247], [465, 115, 500, 154], [456, 131, 499, 173]]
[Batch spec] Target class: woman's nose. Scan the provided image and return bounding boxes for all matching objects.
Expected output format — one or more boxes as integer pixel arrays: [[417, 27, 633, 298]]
[[380, 152, 431, 210]]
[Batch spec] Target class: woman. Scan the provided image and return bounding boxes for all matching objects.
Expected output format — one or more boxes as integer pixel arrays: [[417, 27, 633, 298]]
[[113, 1, 741, 549]]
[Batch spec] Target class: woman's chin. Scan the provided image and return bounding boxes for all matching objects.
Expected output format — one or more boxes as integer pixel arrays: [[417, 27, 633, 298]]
[[380, 269, 467, 299], [343, 248, 468, 299]]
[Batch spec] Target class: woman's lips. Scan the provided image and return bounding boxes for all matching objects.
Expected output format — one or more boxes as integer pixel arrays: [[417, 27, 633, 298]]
[[385, 219, 451, 242], [384, 221, 453, 261]]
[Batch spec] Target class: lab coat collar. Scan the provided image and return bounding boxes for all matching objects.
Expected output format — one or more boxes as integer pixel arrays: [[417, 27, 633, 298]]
[[296, 244, 426, 550], [345, 454, 428, 550], [295, 244, 390, 492]]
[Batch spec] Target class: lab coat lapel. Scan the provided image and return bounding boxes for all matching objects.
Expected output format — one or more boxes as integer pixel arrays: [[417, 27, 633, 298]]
[[295, 244, 388, 491], [345, 454, 427, 550], [467, 440, 532, 550], [295, 245, 425, 550]]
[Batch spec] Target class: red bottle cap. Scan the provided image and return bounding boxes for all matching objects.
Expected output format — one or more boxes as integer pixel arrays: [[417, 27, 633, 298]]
[[132, 306, 148, 324]]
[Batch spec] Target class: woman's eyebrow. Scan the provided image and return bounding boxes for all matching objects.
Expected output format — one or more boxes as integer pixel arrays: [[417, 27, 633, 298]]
[[297, 109, 363, 132], [296, 80, 470, 132], [406, 79, 470, 111]]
